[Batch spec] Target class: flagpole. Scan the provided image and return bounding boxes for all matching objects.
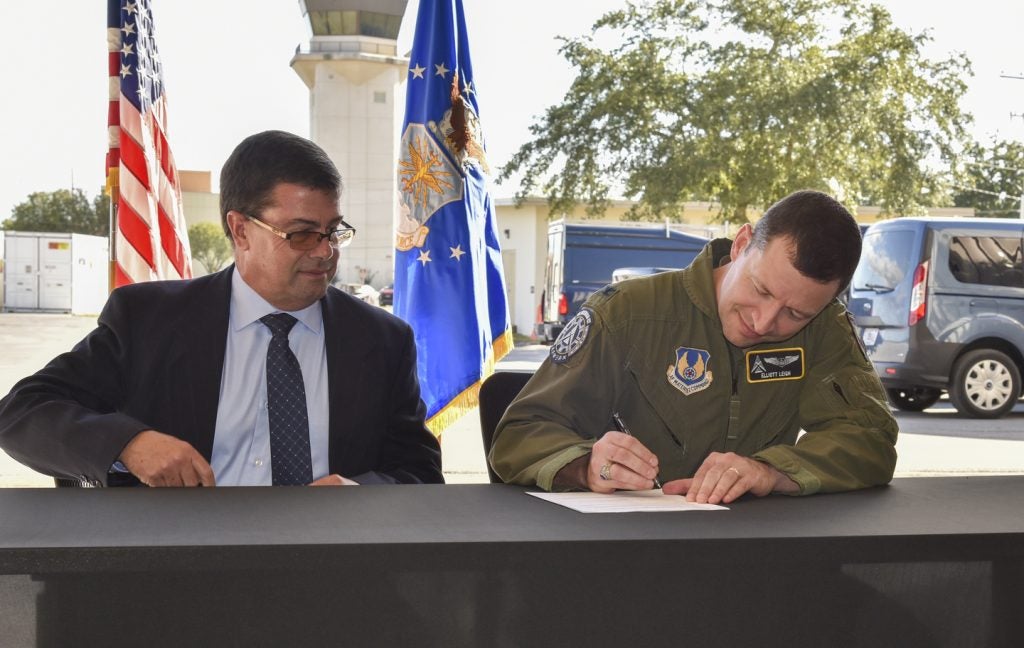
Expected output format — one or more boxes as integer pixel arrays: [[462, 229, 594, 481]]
[[106, 0, 120, 294], [106, 170, 118, 294]]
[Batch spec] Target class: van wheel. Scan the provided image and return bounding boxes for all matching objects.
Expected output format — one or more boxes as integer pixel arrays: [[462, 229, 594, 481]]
[[948, 349, 1021, 419], [886, 387, 941, 412]]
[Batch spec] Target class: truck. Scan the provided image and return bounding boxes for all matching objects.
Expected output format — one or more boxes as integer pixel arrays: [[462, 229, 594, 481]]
[[535, 220, 711, 343]]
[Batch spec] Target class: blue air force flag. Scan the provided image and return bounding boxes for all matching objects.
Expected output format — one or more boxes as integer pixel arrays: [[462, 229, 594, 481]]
[[394, 0, 513, 434]]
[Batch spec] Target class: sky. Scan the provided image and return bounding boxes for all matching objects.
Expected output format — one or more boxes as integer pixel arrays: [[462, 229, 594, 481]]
[[0, 0, 1021, 220]]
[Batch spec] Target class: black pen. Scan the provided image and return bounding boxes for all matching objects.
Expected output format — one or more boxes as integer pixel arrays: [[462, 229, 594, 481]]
[[612, 412, 663, 489]]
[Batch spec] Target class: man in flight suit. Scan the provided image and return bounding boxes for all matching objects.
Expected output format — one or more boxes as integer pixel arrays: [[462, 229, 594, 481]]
[[489, 190, 897, 503]]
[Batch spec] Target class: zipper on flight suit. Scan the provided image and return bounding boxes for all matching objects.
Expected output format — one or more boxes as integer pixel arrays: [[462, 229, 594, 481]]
[[625, 366, 685, 451], [724, 346, 742, 449], [832, 380, 850, 405]]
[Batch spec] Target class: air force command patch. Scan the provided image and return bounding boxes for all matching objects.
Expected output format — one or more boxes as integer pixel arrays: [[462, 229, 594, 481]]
[[666, 346, 713, 395], [746, 347, 805, 383], [550, 309, 593, 364]]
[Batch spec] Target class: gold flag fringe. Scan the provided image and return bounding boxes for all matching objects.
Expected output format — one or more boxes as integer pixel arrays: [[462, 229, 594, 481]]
[[427, 328, 516, 437]]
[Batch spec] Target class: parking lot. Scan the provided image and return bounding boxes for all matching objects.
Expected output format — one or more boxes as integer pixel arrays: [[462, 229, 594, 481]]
[[1, 312, 1022, 487]]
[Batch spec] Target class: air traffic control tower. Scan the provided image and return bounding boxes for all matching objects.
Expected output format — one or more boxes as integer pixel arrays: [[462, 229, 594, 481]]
[[291, 1, 409, 289]]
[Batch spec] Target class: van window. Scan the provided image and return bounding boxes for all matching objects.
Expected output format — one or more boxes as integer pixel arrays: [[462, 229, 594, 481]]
[[852, 230, 915, 291], [568, 247, 689, 284], [948, 236, 1023, 288]]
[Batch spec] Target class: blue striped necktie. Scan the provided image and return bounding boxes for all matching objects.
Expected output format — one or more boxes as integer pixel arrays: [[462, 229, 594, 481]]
[[260, 313, 313, 486]]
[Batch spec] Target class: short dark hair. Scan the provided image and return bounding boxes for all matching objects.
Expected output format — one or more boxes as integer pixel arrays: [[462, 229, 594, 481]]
[[749, 190, 862, 291], [219, 130, 343, 238]]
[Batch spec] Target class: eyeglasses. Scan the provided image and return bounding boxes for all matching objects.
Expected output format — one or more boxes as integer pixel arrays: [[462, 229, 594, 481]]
[[245, 214, 356, 250]]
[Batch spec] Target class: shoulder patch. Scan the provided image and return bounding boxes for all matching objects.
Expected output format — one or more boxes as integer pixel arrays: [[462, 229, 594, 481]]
[[550, 309, 594, 364], [666, 346, 714, 395], [746, 347, 805, 383], [844, 311, 869, 362]]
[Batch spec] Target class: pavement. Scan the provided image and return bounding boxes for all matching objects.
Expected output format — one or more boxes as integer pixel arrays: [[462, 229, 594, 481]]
[[2, 312, 1022, 487]]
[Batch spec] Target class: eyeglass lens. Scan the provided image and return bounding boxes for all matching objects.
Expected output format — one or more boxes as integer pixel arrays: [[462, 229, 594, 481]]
[[288, 229, 354, 251]]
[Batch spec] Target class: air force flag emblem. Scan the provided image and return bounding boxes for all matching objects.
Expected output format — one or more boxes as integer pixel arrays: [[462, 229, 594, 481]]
[[667, 346, 713, 395]]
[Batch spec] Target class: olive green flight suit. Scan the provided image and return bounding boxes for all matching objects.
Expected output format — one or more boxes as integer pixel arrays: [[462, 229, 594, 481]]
[[490, 239, 898, 493]]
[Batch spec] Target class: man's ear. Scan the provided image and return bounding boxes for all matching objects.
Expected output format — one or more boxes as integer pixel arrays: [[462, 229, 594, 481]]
[[226, 211, 249, 250], [731, 223, 754, 259]]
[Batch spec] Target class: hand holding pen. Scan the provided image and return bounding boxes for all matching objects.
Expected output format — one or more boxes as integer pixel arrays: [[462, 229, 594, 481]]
[[612, 412, 663, 489], [589, 412, 663, 492]]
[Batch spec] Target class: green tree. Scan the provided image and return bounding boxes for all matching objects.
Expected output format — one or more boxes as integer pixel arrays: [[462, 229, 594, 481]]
[[187, 221, 233, 274], [500, 0, 972, 224], [953, 138, 1024, 218], [3, 188, 110, 235]]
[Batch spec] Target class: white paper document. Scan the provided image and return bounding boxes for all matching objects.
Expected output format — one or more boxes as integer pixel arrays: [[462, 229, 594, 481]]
[[527, 489, 729, 513]]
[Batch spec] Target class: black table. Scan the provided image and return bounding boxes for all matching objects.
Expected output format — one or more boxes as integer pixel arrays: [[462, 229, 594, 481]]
[[0, 476, 1021, 647]]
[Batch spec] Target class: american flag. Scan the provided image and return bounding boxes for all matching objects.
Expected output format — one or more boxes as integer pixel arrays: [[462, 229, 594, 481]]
[[106, 0, 192, 286]]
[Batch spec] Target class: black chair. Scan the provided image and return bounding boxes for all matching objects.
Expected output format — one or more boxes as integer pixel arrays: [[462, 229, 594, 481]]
[[478, 371, 533, 484]]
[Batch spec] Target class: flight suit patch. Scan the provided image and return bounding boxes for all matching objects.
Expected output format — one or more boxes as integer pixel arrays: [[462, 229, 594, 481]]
[[844, 311, 869, 362], [746, 347, 805, 383], [550, 309, 593, 364], [666, 346, 713, 395]]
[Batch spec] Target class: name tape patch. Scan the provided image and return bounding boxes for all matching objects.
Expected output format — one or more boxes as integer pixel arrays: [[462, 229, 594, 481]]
[[746, 347, 805, 383]]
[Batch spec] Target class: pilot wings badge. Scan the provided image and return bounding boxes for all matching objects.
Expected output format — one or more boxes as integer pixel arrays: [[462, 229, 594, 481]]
[[746, 348, 805, 383], [666, 346, 713, 396]]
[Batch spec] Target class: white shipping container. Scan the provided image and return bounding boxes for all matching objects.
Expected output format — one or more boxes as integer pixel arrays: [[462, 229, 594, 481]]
[[2, 232, 108, 314], [4, 233, 39, 310], [0, 230, 5, 308]]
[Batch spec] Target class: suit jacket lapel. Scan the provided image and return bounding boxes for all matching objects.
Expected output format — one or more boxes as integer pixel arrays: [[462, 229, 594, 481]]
[[173, 267, 232, 460], [322, 291, 375, 472]]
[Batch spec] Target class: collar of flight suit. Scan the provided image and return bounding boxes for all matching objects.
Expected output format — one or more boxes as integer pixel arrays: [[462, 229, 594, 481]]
[[682, 237, 734, 326]]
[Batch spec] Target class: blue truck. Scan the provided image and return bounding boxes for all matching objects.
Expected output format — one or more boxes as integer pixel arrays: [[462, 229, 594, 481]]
[[535, 220, 710, 343]]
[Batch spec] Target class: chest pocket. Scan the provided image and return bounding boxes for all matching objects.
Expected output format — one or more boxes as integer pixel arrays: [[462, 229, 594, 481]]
[[735, 346, 806, 450], [737, 379, 802, 449], [620, 348, 729, 479]]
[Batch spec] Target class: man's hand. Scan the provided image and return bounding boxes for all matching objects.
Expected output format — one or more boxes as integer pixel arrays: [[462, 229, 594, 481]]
[[586, 431, 660, 493], [119, 430, 216, 487], [310, 474, 359, 486], [661, 452, 797, 504]]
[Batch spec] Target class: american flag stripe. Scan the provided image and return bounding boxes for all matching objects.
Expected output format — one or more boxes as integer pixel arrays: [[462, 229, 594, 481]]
[[117, 197, 156, 267], [119, 134, 151, 194], [115, 231, 156, 284], [106, 0, 192, 287]]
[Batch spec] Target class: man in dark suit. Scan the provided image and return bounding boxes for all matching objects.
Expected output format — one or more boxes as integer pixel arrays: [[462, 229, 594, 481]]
[[0, 130, 442, 487]]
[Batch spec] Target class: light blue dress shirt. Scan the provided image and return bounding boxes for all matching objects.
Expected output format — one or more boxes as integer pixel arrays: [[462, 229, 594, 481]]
[[211, 269, 330, 486]]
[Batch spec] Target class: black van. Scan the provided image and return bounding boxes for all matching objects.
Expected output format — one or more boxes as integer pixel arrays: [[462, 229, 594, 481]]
[[535, 221, 708, 343], [849, 217, 1024, 418]]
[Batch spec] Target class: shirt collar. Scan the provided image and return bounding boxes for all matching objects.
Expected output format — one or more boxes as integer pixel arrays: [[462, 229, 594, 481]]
[[229, 267, 324, 335], [683, 238, 734, 325]]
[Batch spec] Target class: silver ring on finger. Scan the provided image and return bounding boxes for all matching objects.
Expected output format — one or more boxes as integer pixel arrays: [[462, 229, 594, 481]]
[[599, 462, 613, 480], [726, 467, 740, 477]]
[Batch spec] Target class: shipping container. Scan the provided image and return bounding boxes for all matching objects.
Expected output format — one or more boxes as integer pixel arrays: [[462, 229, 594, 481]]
[[2, 232, 108, 314], [0, 230, 5, 308]]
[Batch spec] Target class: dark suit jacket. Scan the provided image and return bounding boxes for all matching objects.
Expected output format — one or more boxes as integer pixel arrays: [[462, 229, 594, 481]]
[[0, 267, 442, 486]]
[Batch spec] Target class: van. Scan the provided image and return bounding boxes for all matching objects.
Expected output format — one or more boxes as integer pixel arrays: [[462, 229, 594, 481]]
[[849, 217, 1024, 418], [535, 220, 709, 343]]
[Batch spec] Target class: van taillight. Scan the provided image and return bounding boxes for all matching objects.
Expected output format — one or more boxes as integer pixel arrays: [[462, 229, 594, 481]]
[[558, 293, 569, 316], [908, 261, 928, 326]]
